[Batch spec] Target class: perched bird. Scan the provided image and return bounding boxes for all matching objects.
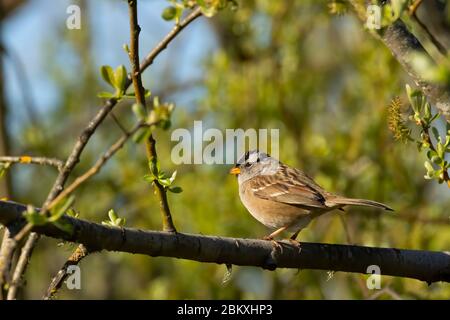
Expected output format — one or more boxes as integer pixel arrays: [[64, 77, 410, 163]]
[[230, 150, 393, 241]]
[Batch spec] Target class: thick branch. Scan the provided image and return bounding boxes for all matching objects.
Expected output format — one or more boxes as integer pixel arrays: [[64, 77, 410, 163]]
[[350, 1, 450, 121], [0, 200, 449, 284]]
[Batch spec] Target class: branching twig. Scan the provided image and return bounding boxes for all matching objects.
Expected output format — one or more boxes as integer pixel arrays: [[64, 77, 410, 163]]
[[0, 200, 449, 285], [0, 156, 64, 171], [43, 244, 91, 300], [127, 0, 177, 232]]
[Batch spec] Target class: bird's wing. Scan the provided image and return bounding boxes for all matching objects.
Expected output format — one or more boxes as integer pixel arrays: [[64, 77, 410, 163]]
[[247, 167, 328, 210]]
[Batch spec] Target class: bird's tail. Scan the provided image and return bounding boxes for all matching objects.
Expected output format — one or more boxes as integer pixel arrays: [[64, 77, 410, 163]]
[[326, 196, 393, 211]]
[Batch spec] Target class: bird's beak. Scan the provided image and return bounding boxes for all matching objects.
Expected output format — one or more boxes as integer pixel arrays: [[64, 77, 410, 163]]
[[229, 167, 241, 175]]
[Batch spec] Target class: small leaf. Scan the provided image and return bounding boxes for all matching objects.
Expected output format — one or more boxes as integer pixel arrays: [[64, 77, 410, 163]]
[[143, 174, 154, 182], [431, 127, 440, 141], [424, 160, 434, 172], [53, 220, 74, 234], [168, 186, 183, 193], [162, 6, 177, 20], [24, 205, 47, 226], [115, 218, 126, 227], [160, 119, 171, 130], [149, 158, 160, 178], [426, 150, 437, 160], [0, 163, 11, 179], [169, 171, 177, 184], [114, 65, 127, 94], [431, 155, 442, 165], [97, 91, 115, 99], [108, 209, 118, 222], [49, 195, 75, 223], [158, 178, 172, 187], [100, 65, 115, 88], [437, 142, 445, 158]]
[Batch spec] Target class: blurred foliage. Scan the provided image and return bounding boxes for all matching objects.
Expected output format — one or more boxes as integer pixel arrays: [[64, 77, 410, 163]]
[[1, 0, 450, 299]]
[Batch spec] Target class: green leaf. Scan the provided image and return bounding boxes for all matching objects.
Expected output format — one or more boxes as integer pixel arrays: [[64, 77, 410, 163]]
[[149, 158, 160, 178], [437, 141, 445, 158], [162, 6, 177, 20], [431, 155, 442, 165], [0, 162, 10, 179], [49, 195, 75, 223], [53, 220, 74, 234], [390, 0, 408, 19], [143, 174, 154, 182], [430, 112, 440, 123], [160, 119, 171, 130], [115, 218, 126, 227], [24, 205, 47, 226], [168, 186, 183, 193], [158, 178, 172, 187], [100, 65, 115, 88], [115, 65, 127, 94], [97, 91, 115, 99], [424, 160, 434, 173], [426, 150, 437, 160], [169, 171, 177, 184], [108, 209, 118, 222], [431, 127, 440, 141]]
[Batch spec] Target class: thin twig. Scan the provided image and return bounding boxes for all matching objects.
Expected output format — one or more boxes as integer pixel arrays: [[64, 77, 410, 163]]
[[109, 111, 128, 135], [408, 0, 423, 16], [0, 156, 64, 171], [43, 244, 90, 300], [127, 0, 177, 232], [6, 232, 39, 300]]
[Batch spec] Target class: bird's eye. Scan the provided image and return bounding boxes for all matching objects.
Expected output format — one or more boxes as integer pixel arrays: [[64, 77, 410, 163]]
[[245, 162, 251, 168]]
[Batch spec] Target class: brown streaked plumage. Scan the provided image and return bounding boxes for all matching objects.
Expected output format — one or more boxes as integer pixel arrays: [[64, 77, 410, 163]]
[[231, 150, 393, 240]]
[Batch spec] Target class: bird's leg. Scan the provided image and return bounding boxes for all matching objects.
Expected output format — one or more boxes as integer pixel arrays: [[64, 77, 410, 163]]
[[263, 226, 287, 252], [263, 226, 288, 241], [288, 228, 302, 248]]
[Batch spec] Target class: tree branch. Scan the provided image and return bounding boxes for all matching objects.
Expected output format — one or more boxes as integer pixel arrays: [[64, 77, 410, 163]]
[[350, 1, 450, 121], [0, 200, 449, 285], [0, 156, 64, 171]]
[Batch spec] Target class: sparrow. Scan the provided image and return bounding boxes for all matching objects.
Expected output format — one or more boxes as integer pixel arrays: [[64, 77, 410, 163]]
[[230, 150, 393, 241]]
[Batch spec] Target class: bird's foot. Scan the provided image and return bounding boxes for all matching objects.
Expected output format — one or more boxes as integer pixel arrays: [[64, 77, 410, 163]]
[[263, 236, 284, 253]]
